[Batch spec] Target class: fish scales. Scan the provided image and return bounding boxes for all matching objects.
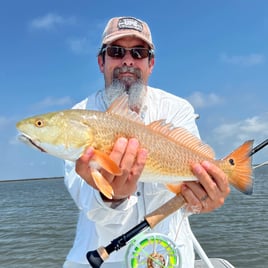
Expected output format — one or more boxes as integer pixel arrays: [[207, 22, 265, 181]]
[[64, 110, 230, 182]]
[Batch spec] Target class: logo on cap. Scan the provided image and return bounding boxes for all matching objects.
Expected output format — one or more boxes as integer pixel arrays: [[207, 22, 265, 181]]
[[118, 17, 143, 32]]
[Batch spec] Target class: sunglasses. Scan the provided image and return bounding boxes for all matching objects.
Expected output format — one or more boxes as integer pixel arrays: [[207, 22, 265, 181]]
[[103, 45, 153, 59]]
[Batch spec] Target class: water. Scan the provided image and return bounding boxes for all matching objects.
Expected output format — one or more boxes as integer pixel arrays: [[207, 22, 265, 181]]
[[0, 167, 267, 268], [0, 178, 78, 268]]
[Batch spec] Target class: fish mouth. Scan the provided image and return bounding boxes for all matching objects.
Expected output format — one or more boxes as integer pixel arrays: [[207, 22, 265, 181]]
[[18, 134, 46, 153]]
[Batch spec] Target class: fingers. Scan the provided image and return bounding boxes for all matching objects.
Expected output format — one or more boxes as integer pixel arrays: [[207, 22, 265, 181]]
[[119, 138, 140, 180], [119, 139, 148, 183], [109, 137, 128, 164], [101, 137, 128, 182], [131, 148, 147, 181], [108, 138, 147, 199], [192, 162, 219, 202], [181, 182, 206, 213], [181, 161, 230, 213], [102, 138, 141, 182], [201, 161, 230, 195], [110, 138, 147, 195]]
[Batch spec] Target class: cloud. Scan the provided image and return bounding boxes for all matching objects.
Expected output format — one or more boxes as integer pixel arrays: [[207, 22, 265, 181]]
[[198, 113, 268, 163], [220, 53, 265, 66], [29, 13, 76, 30], [213, 113, 268, 143], [67, 37, 93, 55], [9, 135, 20, 145], [32, 96, 73, 110], [0, 116, 9, 128], [0, 115, 17, 130], [187, 91, 223, 109]]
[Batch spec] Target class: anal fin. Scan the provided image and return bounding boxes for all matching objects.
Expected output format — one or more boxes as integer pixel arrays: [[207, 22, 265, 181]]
[[91, 169, 114, 199], [93, 149, 122, 176]]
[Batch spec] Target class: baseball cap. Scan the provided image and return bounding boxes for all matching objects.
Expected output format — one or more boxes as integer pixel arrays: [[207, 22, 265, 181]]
[[101, 16, 154, 49]]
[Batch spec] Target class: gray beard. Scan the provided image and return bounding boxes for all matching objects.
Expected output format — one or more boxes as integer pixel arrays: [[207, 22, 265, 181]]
[[104, 79, 146, 114]]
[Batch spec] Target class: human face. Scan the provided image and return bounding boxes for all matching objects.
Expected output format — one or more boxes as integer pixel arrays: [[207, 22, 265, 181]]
[[98, 37, 155, 88]]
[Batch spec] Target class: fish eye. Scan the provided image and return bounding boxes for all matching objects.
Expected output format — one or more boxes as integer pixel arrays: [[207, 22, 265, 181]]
[[35, 119, 44, 128]]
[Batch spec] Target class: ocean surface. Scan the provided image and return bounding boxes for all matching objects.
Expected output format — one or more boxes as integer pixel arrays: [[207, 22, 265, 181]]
[[0, 166, 267, 268]]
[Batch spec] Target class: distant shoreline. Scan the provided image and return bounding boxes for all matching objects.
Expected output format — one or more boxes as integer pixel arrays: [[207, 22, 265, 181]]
[[1, 162, 267, 183], [0, 177, 64, 183]]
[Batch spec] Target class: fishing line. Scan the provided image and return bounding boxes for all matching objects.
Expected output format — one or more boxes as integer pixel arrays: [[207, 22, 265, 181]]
[[174, 206, 190, 242], [125, 232, 182, 268]]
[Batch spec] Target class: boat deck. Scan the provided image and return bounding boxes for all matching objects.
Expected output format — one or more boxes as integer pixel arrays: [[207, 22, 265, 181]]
[[195, 258, 235, 268]]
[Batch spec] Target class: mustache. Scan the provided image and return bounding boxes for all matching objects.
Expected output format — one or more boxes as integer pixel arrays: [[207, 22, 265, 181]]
[[113, 66, 141, 78]]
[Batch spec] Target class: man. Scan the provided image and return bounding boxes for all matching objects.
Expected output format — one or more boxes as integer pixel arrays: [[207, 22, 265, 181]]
[[63, 16, 230, 268]]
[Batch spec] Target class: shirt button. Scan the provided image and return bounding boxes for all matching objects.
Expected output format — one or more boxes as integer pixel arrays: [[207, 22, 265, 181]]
[[136, 191, 141, 197]]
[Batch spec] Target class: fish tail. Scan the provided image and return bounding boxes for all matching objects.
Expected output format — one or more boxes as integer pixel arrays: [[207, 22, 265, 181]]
[[223, 140, 254, 195]]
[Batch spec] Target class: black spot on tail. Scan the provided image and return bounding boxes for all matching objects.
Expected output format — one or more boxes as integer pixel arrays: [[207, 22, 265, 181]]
[[229, 158, 235, 166]]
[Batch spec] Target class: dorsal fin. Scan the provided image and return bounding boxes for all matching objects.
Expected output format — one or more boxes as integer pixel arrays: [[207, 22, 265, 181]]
[[148, 120, 215, 158], [107, 93, 143, 124]]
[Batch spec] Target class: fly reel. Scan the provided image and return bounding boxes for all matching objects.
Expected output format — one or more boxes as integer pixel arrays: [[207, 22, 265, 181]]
[[125, 232, 182, 268]]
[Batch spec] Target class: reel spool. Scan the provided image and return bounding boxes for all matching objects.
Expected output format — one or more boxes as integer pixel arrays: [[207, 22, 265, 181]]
[[125, 232, 182, 268]]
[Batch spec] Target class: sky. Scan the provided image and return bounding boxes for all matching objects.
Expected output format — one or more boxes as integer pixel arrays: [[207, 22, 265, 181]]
[[1, 0, 268, 180]]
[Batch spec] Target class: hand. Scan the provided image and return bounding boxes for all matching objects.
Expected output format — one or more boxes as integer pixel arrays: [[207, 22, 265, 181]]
[[75, 137, 147, 200], [181, 161, 230, 213]]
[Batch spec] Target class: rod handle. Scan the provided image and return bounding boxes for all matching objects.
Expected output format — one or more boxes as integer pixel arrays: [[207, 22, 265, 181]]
[[145, 194, 186, 228]]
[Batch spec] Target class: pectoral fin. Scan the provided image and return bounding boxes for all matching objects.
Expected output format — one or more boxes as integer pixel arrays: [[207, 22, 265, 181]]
[[92, 149, 122, 176], [166, 183, 182, 194], [91, 169, 114, 199]]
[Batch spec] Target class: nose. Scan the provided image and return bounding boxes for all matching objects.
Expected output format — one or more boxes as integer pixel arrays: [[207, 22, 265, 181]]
[[121, 50, 134, 66]]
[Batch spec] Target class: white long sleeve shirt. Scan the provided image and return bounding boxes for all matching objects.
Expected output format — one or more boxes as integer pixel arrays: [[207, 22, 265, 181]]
[[64, 86, 200, 267]]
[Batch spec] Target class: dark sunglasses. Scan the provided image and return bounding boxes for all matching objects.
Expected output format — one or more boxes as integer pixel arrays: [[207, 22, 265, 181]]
[[103, 45, 153, 59]]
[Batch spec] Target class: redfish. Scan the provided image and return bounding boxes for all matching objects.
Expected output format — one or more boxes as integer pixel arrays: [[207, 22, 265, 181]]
[[16, 95, 253, 199]]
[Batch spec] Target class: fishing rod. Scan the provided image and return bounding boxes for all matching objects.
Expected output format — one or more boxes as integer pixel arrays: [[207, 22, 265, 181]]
[[87, 194, 186, 268], [250, 138, 268, 169], [86, 139, 268, 268], [249, 138, 268, 156]]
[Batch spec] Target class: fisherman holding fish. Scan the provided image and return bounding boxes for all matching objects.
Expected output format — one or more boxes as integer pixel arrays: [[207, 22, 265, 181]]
[[16, 16, 247, 267], [61, 16, 234, 268]]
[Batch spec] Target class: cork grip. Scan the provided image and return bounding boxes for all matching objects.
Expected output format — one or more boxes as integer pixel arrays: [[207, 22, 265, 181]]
[[145, 194, 186, 228]]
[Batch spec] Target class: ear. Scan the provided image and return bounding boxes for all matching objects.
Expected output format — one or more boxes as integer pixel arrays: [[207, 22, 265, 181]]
[[98, 55, 104, 73], [149, 57, 155, 74]]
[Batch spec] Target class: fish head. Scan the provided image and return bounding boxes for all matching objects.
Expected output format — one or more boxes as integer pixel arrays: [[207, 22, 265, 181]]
[[16, 110, 95, 161]]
